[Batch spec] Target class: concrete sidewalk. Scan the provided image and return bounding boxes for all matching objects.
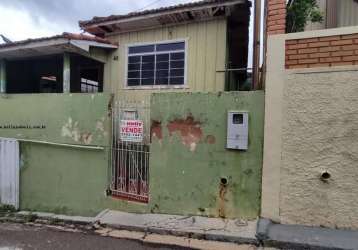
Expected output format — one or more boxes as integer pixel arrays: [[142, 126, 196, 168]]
[[14, 210, 260, 250], [17, 210, 257, 245], [97, 210, 258, 244]]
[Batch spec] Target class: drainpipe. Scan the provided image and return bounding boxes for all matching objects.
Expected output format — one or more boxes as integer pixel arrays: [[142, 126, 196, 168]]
[[63, 53, 71, 93], [252, 0, 261, 90], [0, 60, 6, 93]]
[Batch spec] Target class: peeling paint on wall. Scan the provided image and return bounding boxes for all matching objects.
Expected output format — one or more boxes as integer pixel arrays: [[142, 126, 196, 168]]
[[61, 117, 93, 145], [167, 115, 203, 152], [150, 120, 163, 141], [150, 92, 265, 219], [0, 94, 110, 146]]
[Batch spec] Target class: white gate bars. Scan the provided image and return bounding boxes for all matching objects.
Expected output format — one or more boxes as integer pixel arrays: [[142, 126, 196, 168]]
[[110, 99, 150, 203]]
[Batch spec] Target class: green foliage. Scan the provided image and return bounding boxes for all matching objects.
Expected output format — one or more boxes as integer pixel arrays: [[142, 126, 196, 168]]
[[286, 0, 324, 33], [0, 204, 16, 213]]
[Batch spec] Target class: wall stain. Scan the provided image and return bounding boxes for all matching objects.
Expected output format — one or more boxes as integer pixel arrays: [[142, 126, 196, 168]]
[[167, 114, 203, 152], [61, 117, 93, 145], [218, 182, 228, 218], [150, 120, 163, 141], [205, 135, 216, 144]]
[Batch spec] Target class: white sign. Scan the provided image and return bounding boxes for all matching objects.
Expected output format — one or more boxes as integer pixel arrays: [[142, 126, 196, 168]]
[[120, 120, 144, 142]]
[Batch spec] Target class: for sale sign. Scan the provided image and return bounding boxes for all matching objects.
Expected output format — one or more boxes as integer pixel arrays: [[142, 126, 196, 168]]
[[120, 120, 143, 142]]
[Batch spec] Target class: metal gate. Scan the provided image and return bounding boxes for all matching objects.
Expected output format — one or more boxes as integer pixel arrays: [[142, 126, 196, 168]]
[[0, 138, 20, 209], [110, 100, 150, 203]]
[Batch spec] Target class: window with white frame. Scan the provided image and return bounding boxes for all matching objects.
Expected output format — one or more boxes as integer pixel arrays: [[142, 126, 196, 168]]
[[127, 41, 186, 87]]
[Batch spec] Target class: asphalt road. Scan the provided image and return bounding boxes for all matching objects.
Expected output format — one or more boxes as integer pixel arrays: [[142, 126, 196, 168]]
[[0, 223, 189, 250]]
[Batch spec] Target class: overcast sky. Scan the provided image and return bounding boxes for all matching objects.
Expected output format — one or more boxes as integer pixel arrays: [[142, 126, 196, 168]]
[[0, 0, 208, 40]]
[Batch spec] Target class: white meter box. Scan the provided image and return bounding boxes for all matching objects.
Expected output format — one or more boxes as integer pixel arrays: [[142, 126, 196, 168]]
[[226, 111, 249, 150]]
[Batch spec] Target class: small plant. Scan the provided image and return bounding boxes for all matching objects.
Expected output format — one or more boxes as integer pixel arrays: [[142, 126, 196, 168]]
[[48, 217, 62, 225], [0, 204, 16, 213], [23, 213, 38, 223], [286, 0, 324, 33]]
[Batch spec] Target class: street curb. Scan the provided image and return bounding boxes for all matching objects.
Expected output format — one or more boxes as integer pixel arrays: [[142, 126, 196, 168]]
[[101, 221, 259, 245], [257, 218, 358, 250], [10, 211, 258, 246]]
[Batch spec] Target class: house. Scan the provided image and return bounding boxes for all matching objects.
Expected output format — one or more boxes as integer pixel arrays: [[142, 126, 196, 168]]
[[0, 0, 265, 221], [79, 0, 251, 93], [305, 0, 358, 31], [0, 0, 251, 96]]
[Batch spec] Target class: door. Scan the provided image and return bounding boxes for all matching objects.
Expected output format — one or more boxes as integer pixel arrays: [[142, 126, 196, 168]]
[[0, 138, 20, 209]]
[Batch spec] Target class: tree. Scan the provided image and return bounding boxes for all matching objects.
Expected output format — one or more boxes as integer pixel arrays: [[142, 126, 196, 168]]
[[286, 0, 323, 33]]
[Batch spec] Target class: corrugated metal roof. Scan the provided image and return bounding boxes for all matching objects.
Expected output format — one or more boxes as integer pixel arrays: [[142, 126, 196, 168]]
[[79, 0, 246, 27]]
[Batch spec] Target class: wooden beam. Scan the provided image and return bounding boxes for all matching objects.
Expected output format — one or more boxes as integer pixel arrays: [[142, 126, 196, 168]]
[[0, 60, 6, 93], [63, 53, 71, 93], [252, 0, 261, 90]]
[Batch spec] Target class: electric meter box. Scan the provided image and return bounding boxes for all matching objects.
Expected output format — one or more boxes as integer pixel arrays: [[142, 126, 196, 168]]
[[226, 111, 249, 150]]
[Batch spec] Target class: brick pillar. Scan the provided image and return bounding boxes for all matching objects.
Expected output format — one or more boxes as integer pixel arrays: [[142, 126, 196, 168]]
[[266, 0, 286, 35]]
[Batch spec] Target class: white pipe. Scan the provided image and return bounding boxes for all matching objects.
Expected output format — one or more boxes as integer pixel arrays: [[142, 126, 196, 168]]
[[17, 139, 104, 150]]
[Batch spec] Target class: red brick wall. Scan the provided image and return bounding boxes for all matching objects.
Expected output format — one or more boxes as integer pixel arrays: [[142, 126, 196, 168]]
[[267, 0, 286, 35], [286, 34, 358, 69]]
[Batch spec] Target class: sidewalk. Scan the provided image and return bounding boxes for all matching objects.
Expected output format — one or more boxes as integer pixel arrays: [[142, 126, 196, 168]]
[[15, 210, 260, 250], [18, 210, 257, 244], [97, 210, 258, 244], [14, 210, 358, 249]]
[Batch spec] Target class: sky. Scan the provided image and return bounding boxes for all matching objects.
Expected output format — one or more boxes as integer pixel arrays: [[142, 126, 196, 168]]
[[0, 0, 207, 40], [0, 0, 258, 66]]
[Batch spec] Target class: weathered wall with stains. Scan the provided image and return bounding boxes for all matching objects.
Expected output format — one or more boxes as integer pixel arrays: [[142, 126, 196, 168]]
[[2, 92, 264, 218], [148, 91, 265, 219], [0, 94, 110, 146]]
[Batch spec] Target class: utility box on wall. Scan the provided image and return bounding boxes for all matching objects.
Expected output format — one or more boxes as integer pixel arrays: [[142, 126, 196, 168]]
[[227, 111, 249, 150]]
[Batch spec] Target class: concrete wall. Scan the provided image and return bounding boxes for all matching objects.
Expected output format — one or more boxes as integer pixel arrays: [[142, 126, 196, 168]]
[[0, 94, 112, 215], [104, 19, 227, 102], [0, 94, 110, 146], [0, 91, 264, 219], [263, 27, 358, 229], [149, 92, 264, 219]]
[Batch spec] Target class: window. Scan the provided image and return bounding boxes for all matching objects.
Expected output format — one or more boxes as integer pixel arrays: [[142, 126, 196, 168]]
[[40, 76, 59, 93], [127, 41, 186, 87], [81, 78, 99, 93]]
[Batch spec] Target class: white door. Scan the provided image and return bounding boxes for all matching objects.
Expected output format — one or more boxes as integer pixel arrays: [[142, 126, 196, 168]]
[[0, 138, 19, 209]]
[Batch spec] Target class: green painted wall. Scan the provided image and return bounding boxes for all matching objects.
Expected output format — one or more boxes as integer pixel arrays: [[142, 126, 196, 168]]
[[20, 143, 110, 215], [0, 94, 112, 216], [0, 94, 110, 146], [148, 91, 265, 219], [1, 92, 264, 219]]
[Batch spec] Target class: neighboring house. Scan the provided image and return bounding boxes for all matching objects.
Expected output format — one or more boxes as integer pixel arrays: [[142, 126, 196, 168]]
[[0, 33, 117, 94], [262, 0, 358, 235], [306, 0, 358, 31], [0, 0, 265, 221]]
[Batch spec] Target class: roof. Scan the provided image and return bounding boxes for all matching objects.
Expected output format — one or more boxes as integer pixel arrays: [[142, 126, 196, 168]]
[[0, 32, 117, 60], [0, 32, 114, 49], [79, 0, 248, 36]]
